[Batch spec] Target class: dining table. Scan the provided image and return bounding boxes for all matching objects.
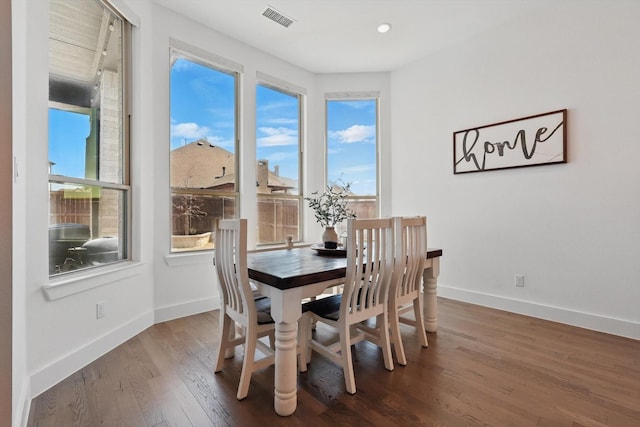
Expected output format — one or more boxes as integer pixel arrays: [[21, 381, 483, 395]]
[[246, 245, 443, 416]]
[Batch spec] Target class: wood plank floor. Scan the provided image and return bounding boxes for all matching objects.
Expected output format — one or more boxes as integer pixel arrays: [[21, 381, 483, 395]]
[[27, 298, 640, 427]]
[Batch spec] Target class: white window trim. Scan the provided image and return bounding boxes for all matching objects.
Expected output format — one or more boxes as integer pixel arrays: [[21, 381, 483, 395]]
[[168, 44, 241, 253], [104, 0, 140, 27], [170, 38, 243, 74], [325, 91, 380, 100], [324, 96, 381, 216], [255, 77, 305, 245], [42, 261, 144, 301], [46, 0, 133, 288], [257, 71, 307, 95], [163, 251, 213, 267]]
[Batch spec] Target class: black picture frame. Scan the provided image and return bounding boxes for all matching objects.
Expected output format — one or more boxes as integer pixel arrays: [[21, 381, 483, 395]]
[[453, 109, 567, 174]]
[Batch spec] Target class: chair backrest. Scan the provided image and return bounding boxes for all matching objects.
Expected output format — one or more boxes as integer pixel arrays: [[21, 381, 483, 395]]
[[214, 219, 257, 325], [392, 216, 427, 300], [342, 217, 395, 323]]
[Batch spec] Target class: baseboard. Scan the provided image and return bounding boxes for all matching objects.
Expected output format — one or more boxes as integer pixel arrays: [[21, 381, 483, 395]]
[[438, 285, 640, 341], [154, 296, 220, 323], [27, 297, 220, 414], [29, 311, 154, 399]]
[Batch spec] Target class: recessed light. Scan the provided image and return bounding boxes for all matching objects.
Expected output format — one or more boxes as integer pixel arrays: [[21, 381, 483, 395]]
[[377, 23, 392, 33]]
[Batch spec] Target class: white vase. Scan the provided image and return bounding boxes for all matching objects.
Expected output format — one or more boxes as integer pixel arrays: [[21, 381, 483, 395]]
[[322, 226, 339, 249]]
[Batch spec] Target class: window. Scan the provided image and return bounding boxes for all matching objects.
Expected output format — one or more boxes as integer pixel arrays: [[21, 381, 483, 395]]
[[326, 98, 379, 232], [170, 52, 238, 252], [48, 0, 131, 276], [256, 83, 302, 245]]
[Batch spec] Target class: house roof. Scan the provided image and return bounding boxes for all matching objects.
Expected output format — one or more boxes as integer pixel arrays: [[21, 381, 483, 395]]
[[170, 139, 297, 193], [170, 140, 235, 189]]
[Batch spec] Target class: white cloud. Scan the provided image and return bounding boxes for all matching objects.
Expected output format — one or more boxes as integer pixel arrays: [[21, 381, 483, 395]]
[[269, 117, 298, 125], [257, 127, 298, 147], [170, 121, 234, 149], [264, 151, 294, 162], [336, 100, 370, 110], [205, 135, 234, 148], [257, 100, 295, 113], [171, 122, 210, 139], [171, 58, 194, 72], [342, 164, 374, 174], [331, 125, 375, 144]]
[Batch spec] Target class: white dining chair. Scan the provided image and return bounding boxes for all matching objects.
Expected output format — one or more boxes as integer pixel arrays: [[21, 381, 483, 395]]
[[213, 219, 304, 400], [301, 217, 395, 394], [388, 216, 429, 365]]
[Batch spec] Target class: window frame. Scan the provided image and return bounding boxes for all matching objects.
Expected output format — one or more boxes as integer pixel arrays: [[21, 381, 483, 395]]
[[47, 0, 133, 278], [255, 79, 305, 246], [324, 94, 380, 223], [169, 45, 241, 253]]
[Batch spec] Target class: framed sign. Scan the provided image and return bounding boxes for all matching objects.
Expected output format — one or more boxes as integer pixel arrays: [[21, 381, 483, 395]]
[[453, 109, 567, 174]]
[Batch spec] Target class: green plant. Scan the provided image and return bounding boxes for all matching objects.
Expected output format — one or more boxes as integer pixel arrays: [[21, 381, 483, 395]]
[[305, 180, 356, 227]]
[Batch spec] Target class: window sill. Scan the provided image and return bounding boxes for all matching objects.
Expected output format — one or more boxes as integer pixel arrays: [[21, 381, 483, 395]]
[[162, 243, 313, 268], [42, 261, 144, 301], [164, 250, 214, 267], [252, 242, 311, 252]]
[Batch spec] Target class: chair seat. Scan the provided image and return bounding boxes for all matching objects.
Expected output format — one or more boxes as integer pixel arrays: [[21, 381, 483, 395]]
[[302, 294, 342, 321], [254, 296, 275, 325], [303, 287, 374, 321]]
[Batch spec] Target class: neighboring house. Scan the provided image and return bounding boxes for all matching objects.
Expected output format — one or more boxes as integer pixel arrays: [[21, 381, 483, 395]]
[[170, 139, 297, 193]]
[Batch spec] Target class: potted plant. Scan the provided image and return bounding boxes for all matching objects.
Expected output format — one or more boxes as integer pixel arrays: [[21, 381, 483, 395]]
[[305, 180, 356, 249]]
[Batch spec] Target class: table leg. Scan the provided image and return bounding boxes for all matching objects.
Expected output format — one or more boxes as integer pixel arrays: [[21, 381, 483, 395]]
[[268, 288, 302, 416], [274, 321, 298, 416], [423, 258, 440, 333]]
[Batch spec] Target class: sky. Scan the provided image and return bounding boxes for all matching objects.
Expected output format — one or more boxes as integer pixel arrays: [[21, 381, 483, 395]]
[[49, 108, 90, 179], [48, 57, 377, 195], [326, 99, 377, 195]]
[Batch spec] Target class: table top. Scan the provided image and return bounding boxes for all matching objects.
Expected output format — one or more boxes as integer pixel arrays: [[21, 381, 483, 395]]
[[247, 246, 442, 290]]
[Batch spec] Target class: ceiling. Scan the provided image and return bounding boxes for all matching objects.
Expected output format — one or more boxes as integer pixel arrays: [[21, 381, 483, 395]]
[[152, 0, 550, 73]]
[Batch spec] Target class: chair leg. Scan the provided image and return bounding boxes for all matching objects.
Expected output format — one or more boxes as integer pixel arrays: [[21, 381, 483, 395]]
[[237, 325, 258, 400], [413, 298, 429, 348], [215, 313, 233, 372], [225, 322, 240, 359], [389, 305, 407, 366], [303, 314, 314, 364], [378, 312, 395, 372], [267, 329, 276, 350], [298, 314, 310, 371], [339, 323, 357, 394]]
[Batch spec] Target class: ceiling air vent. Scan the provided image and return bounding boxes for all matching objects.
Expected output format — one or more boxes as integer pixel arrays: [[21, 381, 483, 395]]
[[262, 6, 295, 28]]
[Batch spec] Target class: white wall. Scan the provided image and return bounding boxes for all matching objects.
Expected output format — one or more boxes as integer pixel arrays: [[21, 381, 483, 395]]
[[13, 0, 156, 415], [390, 2, 640, 339], [11, 0, 33, 425]]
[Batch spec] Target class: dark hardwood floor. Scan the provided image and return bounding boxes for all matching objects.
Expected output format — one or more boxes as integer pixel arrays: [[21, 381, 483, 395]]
[[27, 297, 640, 426]]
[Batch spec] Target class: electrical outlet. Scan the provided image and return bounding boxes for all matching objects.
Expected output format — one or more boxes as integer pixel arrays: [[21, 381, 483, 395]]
[[514, 274, 525, 287], [96, 302, 106, 319]]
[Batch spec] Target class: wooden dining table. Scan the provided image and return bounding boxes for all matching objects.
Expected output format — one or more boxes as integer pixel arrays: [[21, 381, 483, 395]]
[[247, 246, 443, 416]]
